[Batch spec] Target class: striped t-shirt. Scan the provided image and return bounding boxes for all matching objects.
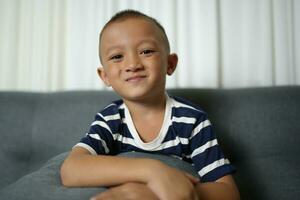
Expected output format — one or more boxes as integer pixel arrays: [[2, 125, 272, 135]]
[[75, 95, 235, 182]]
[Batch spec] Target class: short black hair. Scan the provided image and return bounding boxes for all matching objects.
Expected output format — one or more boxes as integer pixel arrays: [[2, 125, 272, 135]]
[[99, 9, 170, 63]]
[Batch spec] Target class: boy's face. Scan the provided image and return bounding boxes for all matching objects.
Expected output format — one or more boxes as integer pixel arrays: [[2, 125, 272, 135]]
[[98, 17, 177, 102]]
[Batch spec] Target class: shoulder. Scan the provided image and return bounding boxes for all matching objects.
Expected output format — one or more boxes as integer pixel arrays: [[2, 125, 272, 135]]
[[96, 99, 125, 121], [169, 96, 208, 119]]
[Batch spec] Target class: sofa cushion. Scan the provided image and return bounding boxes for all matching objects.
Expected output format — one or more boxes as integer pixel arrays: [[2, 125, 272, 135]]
[[0, 91, 119, 188], [0, 93, 39, 188], [236, 155, 300, 199], [29, 91, 119, 166], [0, 152, 198, 200]]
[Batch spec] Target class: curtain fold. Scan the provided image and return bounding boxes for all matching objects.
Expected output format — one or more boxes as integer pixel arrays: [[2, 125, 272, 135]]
[[0, 0, 299, 91]]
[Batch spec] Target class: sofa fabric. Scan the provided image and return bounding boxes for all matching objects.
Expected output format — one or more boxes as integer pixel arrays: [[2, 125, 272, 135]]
[[0, 152, 198, 200], [0, 87, 299, 199]]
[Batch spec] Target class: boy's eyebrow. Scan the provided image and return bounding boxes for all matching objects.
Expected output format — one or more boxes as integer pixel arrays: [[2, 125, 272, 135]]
[[137, 39, 159, 47], [104, 45, 124, 55]]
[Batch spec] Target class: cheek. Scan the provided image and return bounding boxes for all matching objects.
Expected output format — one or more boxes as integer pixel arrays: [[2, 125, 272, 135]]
[[146, 56, 166, 70], [149, 63, 168, 80], [105, 66, 119, 77], [156, 59, 168, 74]]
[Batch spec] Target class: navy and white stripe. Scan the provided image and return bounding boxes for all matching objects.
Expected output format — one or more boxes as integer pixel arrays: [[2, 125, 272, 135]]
[[74, 95, 235, 182]]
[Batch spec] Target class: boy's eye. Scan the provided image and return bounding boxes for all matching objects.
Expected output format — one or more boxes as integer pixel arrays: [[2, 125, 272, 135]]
[[140, 49, 155, 55], [109, 54, 123, 61]]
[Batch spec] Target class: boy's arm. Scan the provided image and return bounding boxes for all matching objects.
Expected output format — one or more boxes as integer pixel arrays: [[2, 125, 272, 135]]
[[60, 146, 199, 200], [196, 175, 240, 200], [91, 182, 159, 200], [90, 175, 239, 200], [60, 146, 154, 187]]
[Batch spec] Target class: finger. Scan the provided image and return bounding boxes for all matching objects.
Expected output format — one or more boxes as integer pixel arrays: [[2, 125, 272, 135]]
[[90, 190, 114, 200], [90, 193, 103, 200], [90, 195, 100, 200]]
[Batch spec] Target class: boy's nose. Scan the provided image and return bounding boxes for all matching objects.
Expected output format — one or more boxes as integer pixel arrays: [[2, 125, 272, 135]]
[[125, 54, 143, 72], [126, 64, 143, 72]]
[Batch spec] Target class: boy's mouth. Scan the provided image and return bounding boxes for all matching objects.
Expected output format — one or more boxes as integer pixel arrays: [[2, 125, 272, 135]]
[[126, 75, 147, 82]]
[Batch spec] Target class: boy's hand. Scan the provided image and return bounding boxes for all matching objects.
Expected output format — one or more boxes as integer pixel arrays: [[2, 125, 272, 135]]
[[146, 160, 199, 200], [90, 182, 159, 200]]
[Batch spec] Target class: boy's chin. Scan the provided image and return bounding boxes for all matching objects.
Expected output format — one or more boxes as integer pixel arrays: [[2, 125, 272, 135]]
[[122, 94, 149, 102], [114, 85, 165, 103], [120, 91, 153, 102]]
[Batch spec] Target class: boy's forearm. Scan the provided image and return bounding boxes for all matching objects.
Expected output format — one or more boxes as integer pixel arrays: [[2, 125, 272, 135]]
[[61, 152, 158, 187], [195, 180, 240, 200]]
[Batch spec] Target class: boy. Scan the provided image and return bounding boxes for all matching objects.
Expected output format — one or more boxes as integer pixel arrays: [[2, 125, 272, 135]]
[[60, 10, 240, 200]]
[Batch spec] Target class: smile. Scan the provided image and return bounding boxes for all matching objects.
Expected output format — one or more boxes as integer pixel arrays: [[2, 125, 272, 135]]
[[126, 75, 147, 82]]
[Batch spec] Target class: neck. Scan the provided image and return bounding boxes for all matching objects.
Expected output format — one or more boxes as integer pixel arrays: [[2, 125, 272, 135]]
[[123, 93, 167, 117]]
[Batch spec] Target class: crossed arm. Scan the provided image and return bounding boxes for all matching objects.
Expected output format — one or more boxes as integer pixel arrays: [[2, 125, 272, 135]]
[[60, 147, 240, 200]]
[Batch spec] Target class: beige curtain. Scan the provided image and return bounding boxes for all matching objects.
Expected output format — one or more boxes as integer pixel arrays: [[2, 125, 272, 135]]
[[0, 0, 299, 91]]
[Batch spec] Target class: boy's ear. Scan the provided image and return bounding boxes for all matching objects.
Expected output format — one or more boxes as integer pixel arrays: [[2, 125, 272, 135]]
[[166, 53, 178, 75], [97, 67, 111, 87]]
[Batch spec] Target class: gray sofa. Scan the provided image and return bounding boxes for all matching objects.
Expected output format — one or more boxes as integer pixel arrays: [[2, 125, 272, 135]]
[[0, 87, 299, 200]]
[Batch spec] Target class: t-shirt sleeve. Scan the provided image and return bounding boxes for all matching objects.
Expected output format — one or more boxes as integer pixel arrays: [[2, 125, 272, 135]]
[[74, 112, 115, 155], [190, 114, 236, 182]]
